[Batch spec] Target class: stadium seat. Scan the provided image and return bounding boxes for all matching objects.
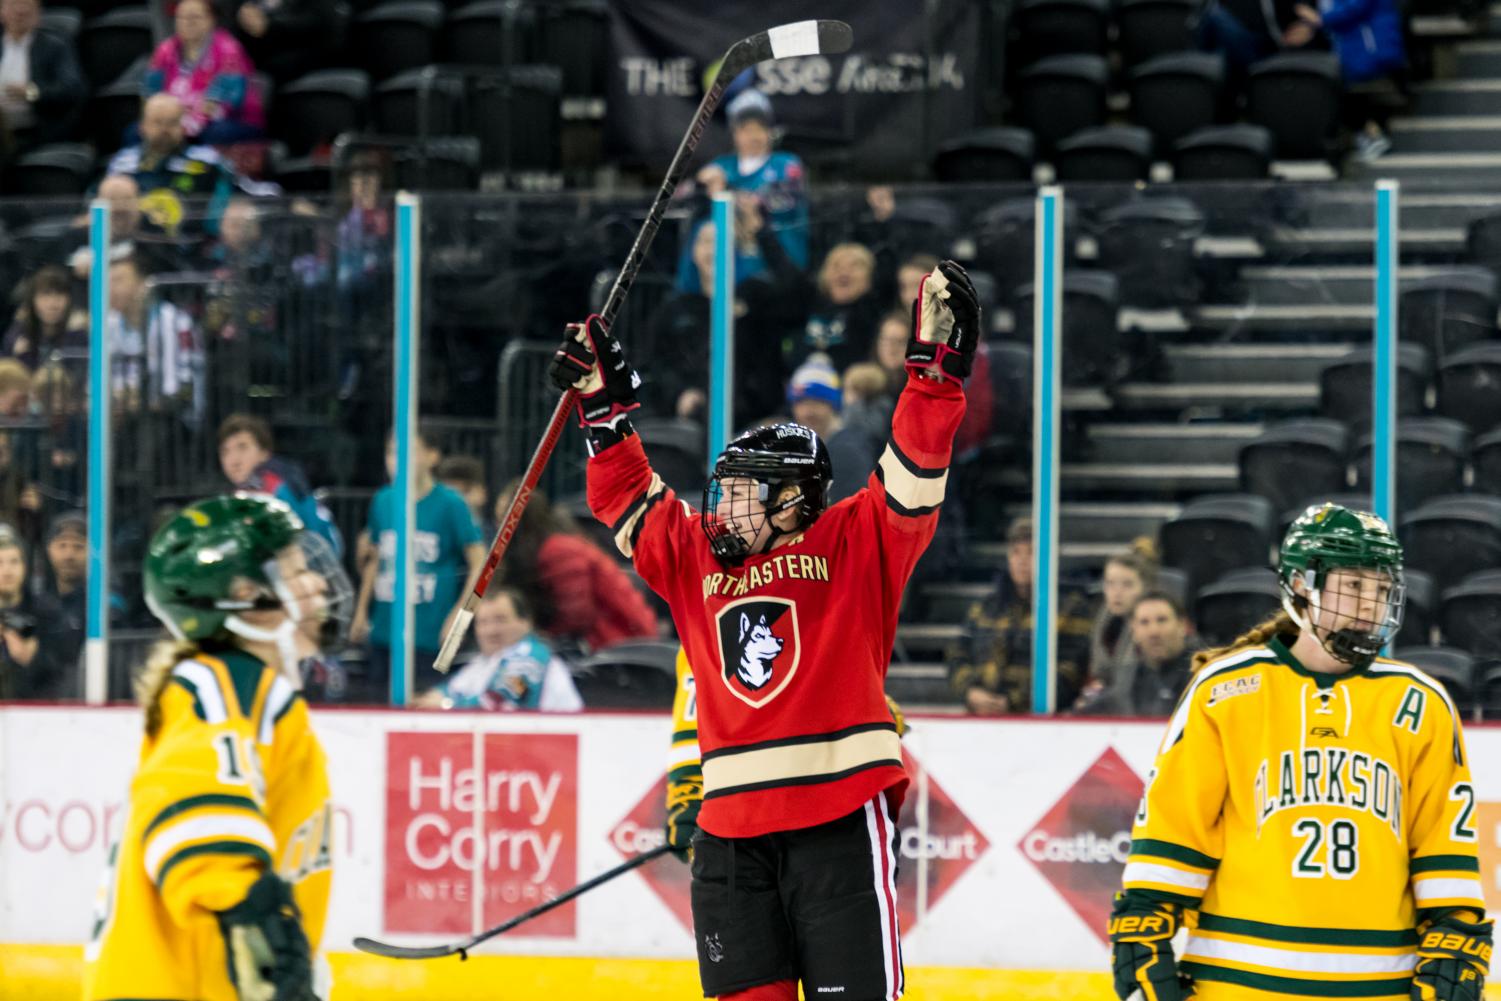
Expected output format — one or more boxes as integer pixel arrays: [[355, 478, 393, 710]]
[[986, 341, 1033, 433], [974, 197, 1080, 299], [468, 64, 562, 172], [3, 144, 95, 196], [39, 7, 81, 39], [1011, 270, 1119, 385], [1157, 566, 1190, 608], [1159, 493, 1277, 600], [1009, 0, 1109, 62], [84, 57, 148, 153], [1116, 0, 1197, 66], [632, 417, 707, 500], [1054, 124, 1154, 182], [1473, 428, 1501, 495], [443, 0, 538, 68], [1391, 645, 1475, 715], [373, 67, 466, 137], [1094, 196, 1205, 310], [572, 639, 679, 709], [1016, 55, 1108, 152], [1129, 53, 1225, 152], [1397, 569, 1436, 648], [389, 135, 481, 190], [1437, 343, 1501, 434], [1195, 566, 1281, 647], [1352, 417, 1470, 513], [1400, 494, 1501, 594], [1240, 420, 1350, 516], [77, 6, 153, 89], [932, 127, 1036, 183], [1401, 268, 1499, 362], [1319, 343, 1431, 431], [1438, 568, 1501, 657], [274, 69, 371, 156], [352, 1, 445, 82], [537, 0, 607, 100], [1482, 659, 1501, 720], [1468, 210, 1501, 279], [1246, 52, 1342, 160], [270, 153, 333, 192], [1172, 124, 1274, 181]]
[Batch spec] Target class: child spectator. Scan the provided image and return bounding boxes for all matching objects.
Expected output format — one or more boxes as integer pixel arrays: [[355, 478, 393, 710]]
[[0, 523, 80, 699], [435, 454, 490, 538], [785, 355, 875, 504], [4, 265, 87, 371], [350, 425, 485, 696], [216, 413, 342, 556], [495, 482, 658, 655], [144, 0, 265, 144], [1071, 550, 1157, 714], [414, 587, 583, 712]]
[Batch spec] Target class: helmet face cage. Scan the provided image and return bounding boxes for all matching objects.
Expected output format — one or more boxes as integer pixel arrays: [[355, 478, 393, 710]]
[[1280, 561, 1406, 665], [261, 530, 355, 652], [702, 473, 811, 566]]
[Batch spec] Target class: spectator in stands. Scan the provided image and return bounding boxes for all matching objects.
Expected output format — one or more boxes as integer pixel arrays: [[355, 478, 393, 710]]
[[3, 265, 86, 370], [1120, 591, 1199, 716], [841, 361, 892, 450], [784, 355, 874, 504], [948, 517, 1094, 715], [203, 195, 269, 272], [144, 0, 265, 145], [1070, 550, 1156, 714], [495, 482, 658, 655], [692, 88, 809, 277], [108, 94, 272, 239], [895, 253, 940, 314], [1197, 0, 1316, 86], [794, 242, 884, 372], [31, 362, 82, 505], [32, 509, 83, 635], [0, 0, 85, 158], [1287, 0, 1405, 160], [67, 175, 154, 281], [414, 587, 583, 712], [350, 424, 485, 696], [0, 357, 29, 416], [216, 413, 342, 556], [105, 254, 204, 419], [436, 455, 491, 539], [0, 524, 80, 699], [231, 0, 339, 85]]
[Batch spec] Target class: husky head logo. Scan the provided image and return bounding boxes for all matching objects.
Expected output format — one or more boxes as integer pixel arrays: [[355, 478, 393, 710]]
[[714, 597, 801, 708]]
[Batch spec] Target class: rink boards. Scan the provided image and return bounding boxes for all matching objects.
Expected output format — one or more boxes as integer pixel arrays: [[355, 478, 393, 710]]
[[1, 707, 1498, 1000]]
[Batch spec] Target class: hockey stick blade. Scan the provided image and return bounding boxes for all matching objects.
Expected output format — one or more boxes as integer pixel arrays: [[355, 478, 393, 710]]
[[728, 20, 853, 76], [352, 844, 674, 961]]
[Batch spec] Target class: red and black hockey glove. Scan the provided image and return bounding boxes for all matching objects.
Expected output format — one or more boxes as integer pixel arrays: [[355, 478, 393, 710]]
[[217, 871, 317, 1001], [906, 260, 981, 385], [1413, 911, 1492, 1001], [548, 314, 641, 429], [1109, 892, 1193, 1001]]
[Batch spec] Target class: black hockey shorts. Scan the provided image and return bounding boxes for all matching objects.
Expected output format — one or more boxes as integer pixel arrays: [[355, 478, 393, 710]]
[[689, 793, 904, 1001]]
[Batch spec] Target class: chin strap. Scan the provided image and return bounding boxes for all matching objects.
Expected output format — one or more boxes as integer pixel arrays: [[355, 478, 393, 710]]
[[1281, 576, 1377, 669], [225, 615, 303, 686]]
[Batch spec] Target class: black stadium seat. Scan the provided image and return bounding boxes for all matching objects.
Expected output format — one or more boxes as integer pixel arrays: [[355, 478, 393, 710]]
[[1195, 566, 1282, 647], [1401, 268, 1499, 362], [974, 198, 1081, 298], [632, 417, 707, 500], [538, 0, 608, 100], [85, 57, 149, 152], [1397, 569, 1436, 648], [353, 1, 445, 82], [3, 144, 95, 196], [1246, 52, 1342, 160], [1011, 270, 1119, 385], [1159, 493, 1277, 599], [933, 127, 1036, 183], [77, 7, 153, 89], [468, 64, 562, 172], [1438, 568, 1501, 658], [1116, 0, 1197, 66], [1094, 196, 1204, 310], [572, 639, 679, 709], [1482, 660, 1501, 720], [1469, 210, 1501, 280], [1017, 55, 1108, 152], [1352, 417, 1470, 513], [274, 69, 371, 156], [1319, 343, 1431, 431], [1437, 342, 1501, 434], [1173, 124, 1274, 181], [1010, 0, 1109, 62], [1473, 428, 1501, 495], [374, 67, 466, 138], [1400, 494, 1501, 594], [389, 135, 481, 190], [443, 0, 538, 68], [39, 7, 82, 39], [1392, 645, 1475, 715], [1239, 420, 1350, 516], [1054, 124, 1154, 181], [1129, 53, 1224, 151]]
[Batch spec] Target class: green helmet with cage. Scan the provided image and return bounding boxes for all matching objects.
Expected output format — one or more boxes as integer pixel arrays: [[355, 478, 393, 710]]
[[1278, 502, 1405, 666]]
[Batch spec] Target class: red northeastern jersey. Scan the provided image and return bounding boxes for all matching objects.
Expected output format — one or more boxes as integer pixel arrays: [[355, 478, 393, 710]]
[[589, 375, 965, 837]]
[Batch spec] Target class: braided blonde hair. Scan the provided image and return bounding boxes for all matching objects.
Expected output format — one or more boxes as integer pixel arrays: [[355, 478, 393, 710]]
[[136, 638, 202, 738]]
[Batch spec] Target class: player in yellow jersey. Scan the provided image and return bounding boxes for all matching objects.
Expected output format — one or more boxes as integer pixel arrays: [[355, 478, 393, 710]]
[[84, 494, 352, 1001], [1111, 502, 1492, 1001]]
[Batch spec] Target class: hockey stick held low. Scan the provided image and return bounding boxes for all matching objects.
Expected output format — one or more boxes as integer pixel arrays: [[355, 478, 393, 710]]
[[353, 844, 674, 960], [432, 19, 853, 674]]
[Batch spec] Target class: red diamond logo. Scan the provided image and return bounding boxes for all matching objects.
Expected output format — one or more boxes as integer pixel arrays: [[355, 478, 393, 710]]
[[1018, 747, 1144, 944], [607, 749, 988, 933]]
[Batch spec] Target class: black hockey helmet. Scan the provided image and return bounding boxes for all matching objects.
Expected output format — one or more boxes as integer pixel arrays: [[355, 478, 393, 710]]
[[702, 423, 833, 565]]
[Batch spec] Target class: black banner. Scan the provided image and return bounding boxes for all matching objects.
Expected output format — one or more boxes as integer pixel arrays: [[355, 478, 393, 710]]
[[605, 0, 981, 177]]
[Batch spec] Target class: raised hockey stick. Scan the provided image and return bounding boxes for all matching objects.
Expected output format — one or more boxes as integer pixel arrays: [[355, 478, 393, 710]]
[[432, 19, 854, 674], [353, 844, 674, 960]]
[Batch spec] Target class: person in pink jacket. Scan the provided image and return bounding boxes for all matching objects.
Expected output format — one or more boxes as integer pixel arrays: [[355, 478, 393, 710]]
[[143, 0, 265, 144]]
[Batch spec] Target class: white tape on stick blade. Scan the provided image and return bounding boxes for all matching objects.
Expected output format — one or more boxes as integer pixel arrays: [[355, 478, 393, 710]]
[[768, 20, 821, 58]]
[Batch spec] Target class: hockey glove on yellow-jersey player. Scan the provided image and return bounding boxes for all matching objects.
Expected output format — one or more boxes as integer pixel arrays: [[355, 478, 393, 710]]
[[1109, 892, 1193, 1001], [1412, 909, 1493, 1001], [218, 871, 317, 1001]]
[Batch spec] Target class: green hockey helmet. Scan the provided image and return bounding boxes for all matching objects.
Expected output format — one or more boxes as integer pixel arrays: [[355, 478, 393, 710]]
[[1278, 502, 1405, 665]]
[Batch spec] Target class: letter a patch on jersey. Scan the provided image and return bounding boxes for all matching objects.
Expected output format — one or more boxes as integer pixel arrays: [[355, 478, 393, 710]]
[[714, 596, 802, 708]]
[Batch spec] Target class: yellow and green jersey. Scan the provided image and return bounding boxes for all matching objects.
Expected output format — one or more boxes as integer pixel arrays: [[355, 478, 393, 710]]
[[83, 644, 333, 1001], [668, 648, 701, 790], [1123, 636, 1486, 1000]]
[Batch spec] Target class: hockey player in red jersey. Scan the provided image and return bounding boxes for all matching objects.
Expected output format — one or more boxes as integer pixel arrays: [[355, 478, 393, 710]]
[[549, 261, 979, 1001]]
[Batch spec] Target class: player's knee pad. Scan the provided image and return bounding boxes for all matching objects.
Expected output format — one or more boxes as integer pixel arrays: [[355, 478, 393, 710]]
[[719, 979, 798, 1001]]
